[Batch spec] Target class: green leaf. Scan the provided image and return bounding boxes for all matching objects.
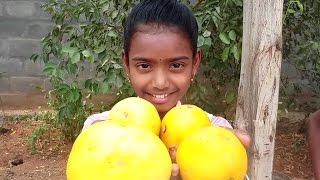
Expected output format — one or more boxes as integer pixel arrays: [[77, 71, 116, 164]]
[[72, 89, 81, 102], [232, 0, 242, 6], [128, 88, 135, 96], [100, 82, 110, 93], [82, 50, 91, 58], [43, 67, 56, 75], [228, 30, 236, 41], [84, 79, 92, 89], [94, 47, 105, 54], [111, 10, 119, 19], [112, 63, 122, 69], [296, 1, 303, 13], [221, 47, 230, 62], [62, 46, 77, 54], [231, 44, 240, 61], [44, 63, 58, 69], [204, 37, 212, 46], [71, 52, 80, 64], [57, 86, 69, 95], [288, 9, 295, 14], [198, 35, 205, 47], [30, 54, 39, 62], [101, 3, 110, 13], [203, 30, 211, 38], [219, 33, 230, 44], [107, 31, 117, 37], [43, 63, 58, 75], [225, 91, 235, 105]]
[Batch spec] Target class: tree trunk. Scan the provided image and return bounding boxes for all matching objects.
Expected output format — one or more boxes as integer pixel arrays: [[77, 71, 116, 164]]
[[235, 0, 284, 179]]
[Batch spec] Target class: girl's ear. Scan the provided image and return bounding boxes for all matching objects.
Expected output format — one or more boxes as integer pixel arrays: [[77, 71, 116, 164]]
[[121, 49, 130, 75], [192, 48, 202, 77]]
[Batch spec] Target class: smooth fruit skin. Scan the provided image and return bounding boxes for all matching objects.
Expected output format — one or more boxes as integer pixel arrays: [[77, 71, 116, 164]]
[[176, 126, 248, 180], [66, 121, 172, 180], [160, 105, 211, 149], [108, 97, 161, 135]]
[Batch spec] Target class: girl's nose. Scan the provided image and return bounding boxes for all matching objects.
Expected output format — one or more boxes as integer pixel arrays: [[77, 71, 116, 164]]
[[152, 70, 169, 90]]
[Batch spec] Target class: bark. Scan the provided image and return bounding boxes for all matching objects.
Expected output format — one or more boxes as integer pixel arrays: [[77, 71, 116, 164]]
[[235, 0, 284, 179]]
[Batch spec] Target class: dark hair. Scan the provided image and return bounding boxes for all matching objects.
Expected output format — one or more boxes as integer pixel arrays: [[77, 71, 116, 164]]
[[123, 0, 198, 57]]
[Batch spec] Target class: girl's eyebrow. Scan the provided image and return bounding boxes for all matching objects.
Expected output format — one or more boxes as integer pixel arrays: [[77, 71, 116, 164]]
[[131, 56, 190, 62]]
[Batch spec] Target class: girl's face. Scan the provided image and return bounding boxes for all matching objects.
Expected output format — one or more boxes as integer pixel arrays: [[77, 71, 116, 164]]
[[122, 25, 201, 118]]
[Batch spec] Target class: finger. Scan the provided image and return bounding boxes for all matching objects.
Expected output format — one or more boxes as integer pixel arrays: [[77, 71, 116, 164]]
[[171, 163, 179, 177], [169, 145, 177, 162], [231, 129, 251, 148]]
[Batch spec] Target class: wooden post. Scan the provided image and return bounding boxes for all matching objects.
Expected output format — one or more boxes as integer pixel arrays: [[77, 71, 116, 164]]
[[235, 0, 284, 179]]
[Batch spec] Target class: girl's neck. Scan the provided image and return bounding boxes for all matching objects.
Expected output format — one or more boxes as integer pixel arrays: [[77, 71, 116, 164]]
[[159, 112, 165, 120]]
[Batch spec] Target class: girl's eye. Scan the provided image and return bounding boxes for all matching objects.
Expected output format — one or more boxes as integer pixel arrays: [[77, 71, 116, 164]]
[[137, 63, 150, 69], [171, 63, 183, 69]]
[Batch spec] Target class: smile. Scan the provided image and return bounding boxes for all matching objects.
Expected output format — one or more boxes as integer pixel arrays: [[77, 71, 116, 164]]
[[152, 94, 168, 99]]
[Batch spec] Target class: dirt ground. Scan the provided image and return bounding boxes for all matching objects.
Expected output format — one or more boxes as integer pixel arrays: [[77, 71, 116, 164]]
[[0, 110, 315, 180]]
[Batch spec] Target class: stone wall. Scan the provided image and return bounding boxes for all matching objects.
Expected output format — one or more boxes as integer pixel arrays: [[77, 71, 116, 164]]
[[0, 0, 51, 108]]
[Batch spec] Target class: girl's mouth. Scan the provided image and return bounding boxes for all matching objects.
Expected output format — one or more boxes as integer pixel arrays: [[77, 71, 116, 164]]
[[152, 94, 168, 99], [146, 93, 171, 105]]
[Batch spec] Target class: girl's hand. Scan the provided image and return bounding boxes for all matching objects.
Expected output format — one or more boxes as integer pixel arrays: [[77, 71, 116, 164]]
[[230, 128, 251, 148], [170, 163, 180, 180], [168, 128, 251, 180], [169, 145, 181, 179]]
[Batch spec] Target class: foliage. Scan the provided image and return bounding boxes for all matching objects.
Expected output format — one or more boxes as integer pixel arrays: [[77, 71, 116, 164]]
[[281, 0, 320, 111], [31, 0, 136, 141], [31, 0, 320, 140], [185, 0, 243, 114], [27, 124, 48, 153], [17, 111, 64, 153]]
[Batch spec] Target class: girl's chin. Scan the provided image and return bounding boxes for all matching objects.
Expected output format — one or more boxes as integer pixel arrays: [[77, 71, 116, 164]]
[[154, 104, 176, 116]]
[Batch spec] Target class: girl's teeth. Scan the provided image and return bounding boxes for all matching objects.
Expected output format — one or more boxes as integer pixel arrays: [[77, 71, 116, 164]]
[[153, 94, 167, 99]]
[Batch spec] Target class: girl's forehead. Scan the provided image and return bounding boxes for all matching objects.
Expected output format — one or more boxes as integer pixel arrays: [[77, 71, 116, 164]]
[[130, 24, 191, 49], [134, 23, 185, 36]]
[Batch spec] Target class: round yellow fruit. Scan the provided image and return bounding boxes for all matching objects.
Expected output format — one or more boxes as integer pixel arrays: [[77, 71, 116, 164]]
[[66, 121, 172, 180], [176, 126, 248, 180], [108, 97, 161, 135], [160, 104, 211, 149]]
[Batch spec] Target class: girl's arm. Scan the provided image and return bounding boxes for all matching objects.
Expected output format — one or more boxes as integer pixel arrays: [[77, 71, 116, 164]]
[[307, 110, 320, 180]]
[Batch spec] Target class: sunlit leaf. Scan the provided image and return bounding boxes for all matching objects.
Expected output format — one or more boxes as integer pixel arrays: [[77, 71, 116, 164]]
[[296, 1, 303, 13], [231, 44, 240, 61], [71, 52, 80, 64], [203, 30, 211, 37], [111, 10, 119, 19], [219, 33, 231, 44], [222, 47, 230, 62], [82, 50, 91, 58], [94, 47, 105, 54], [62, 46, 77, 54], [101, 3, 110, 13], [288, 8, 295, 14], [107, 31, 117, 37], [198, 35, 205, 47], [228, 30, 236, 41]]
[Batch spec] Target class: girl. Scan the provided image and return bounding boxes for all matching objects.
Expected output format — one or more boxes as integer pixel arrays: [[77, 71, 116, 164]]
[[82, 0, 251, 178]]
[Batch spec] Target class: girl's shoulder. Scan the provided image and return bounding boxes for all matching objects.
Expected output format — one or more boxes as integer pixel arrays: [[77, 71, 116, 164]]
[[82, 111, 110, 131]]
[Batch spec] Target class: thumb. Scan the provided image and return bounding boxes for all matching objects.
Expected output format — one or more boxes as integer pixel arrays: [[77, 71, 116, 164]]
[[231, 129, 251, 148]]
